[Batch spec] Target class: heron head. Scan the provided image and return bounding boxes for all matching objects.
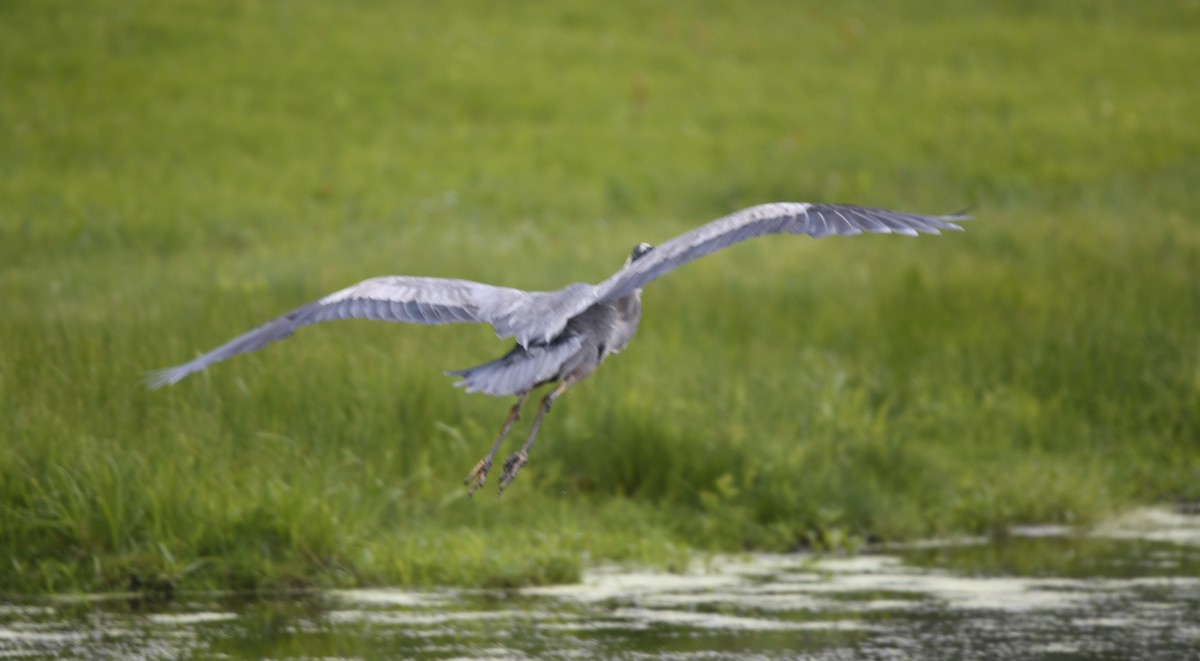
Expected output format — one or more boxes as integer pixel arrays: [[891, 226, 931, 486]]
[[627, 242, 654, 265]]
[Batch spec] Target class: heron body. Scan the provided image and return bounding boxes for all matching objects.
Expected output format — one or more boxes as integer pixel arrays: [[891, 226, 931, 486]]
[[148, 203, 967, 494]]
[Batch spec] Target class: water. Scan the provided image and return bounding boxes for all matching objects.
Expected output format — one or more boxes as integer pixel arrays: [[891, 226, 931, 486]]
[[3, 508, 1199, 659]]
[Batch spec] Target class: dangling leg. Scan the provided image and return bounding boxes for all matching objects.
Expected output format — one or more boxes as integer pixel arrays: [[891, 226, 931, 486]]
[[464, 390, 529, 497], [498, 379, 573, 494]]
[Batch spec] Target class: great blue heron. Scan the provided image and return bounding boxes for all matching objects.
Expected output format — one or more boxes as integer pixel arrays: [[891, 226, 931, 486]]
[[148, 202, 968, 495]]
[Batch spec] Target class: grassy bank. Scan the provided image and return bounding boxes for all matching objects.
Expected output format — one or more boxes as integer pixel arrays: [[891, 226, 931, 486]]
[[2, 0, 1198, 593]]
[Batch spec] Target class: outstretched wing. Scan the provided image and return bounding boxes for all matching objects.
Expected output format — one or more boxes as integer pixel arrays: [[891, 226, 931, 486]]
[[509, 202, 969, 346], [146, 276, 533, 389], [149, 203, 969, 386], [595, 202, 968, 302]]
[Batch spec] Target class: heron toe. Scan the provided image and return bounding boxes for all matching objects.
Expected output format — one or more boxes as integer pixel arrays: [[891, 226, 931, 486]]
[[498, 451, 528, 494], [464, 458, 492, 498]]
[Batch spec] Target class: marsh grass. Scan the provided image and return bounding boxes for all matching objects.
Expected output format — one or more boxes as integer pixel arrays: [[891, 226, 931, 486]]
[[2, 0, 1198, 593]]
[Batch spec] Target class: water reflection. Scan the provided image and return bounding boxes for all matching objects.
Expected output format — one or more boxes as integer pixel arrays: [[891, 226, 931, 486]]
[[2, 508, 1199, 659]]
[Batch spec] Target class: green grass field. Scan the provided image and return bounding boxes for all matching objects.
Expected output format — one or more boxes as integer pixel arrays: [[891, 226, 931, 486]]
[[2, 0, 1198, 594]]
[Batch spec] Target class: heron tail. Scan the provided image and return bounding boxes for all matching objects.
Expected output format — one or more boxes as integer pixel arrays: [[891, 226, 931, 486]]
[[445, 336, 584, 397]]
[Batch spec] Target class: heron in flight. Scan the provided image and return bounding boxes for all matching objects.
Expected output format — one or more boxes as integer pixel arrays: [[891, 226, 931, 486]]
[[148, 202, 968, 495]]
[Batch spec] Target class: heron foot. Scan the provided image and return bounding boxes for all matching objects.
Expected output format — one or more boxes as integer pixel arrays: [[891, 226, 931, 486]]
[[464, 458, 492, 498], [498, 451, 528, 495]]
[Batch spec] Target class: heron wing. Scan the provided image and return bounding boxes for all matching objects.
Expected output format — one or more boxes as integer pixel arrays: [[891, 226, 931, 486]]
[[146, 276, 533, 389], [510, 202, 968, 346]]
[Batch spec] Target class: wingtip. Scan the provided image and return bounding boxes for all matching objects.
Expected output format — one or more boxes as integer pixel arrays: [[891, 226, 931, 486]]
[[933, 204, 975, 233], [943, 203, 977, 222], [143, 367, 184, 390]]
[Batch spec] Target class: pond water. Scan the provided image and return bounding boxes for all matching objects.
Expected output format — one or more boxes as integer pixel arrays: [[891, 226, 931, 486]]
[[3, 508, 1199, 659]]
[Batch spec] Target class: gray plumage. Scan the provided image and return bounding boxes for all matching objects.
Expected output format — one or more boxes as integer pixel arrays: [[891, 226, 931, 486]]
[[148, 201, 968, 494]]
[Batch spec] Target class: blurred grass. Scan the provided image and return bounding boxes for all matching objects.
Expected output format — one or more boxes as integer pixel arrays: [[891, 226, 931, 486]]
[[2, 0, 1198, 593]]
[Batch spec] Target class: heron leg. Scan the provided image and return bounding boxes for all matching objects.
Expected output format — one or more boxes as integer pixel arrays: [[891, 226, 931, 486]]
[[498, 379, 572, 494], [464, 391, 529, 498]]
